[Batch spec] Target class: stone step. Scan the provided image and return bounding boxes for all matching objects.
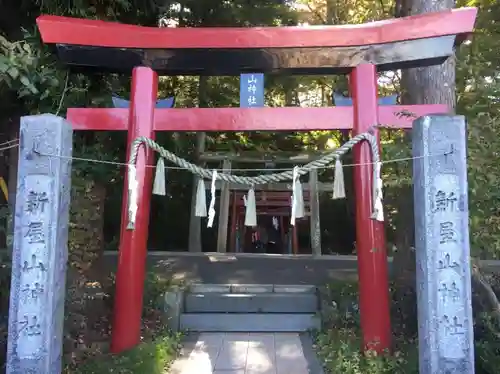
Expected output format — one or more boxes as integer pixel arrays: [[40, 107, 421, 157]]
[[185, 292, 318, 313], [180, 313, 319, 332], [188, 283, 317, 294]]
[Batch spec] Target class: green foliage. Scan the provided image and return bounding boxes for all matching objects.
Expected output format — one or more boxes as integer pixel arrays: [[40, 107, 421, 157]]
[[60, 270, 183, 372], [319, 281, 360, 328], [454, 1, 500, 259], [316, 281, 418, 373], [0, 35, 39, 97], [142, 272, 184, 311], [0, 254, 8, 372], [68, 332, 181, 374], [0, 27, 69, 116], [0, 251, 10, 325], [317, 279, 500, 373], [0, 205, 11, 312], [315, 329, 418, 374], [0, 249, 10, 297], [456, 0, 500, 116], [475, 312, 500, 373], [467, 113, 500, 258]]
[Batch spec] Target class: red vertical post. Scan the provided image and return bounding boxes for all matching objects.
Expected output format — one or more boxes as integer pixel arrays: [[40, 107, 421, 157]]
[[349, 63, 391, 352], [111, 67, 158, 353]]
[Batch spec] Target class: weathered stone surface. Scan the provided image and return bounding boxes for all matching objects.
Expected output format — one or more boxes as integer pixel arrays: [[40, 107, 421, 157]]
[[413, 115, 474, 373], [179, 313, 319, 332], [232, 284, 273, 293], [185, 292, 317, 314], [7, 114, 73, 374], [163, 288, 184, 333]]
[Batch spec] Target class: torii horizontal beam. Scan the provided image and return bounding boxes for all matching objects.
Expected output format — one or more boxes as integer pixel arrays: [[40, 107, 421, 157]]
[[36, 8, 476, 75], [236, 211, 302, 217], [66, 105, 448, 131], [200, 151, 333, 163], [205, 181, 334, 192]]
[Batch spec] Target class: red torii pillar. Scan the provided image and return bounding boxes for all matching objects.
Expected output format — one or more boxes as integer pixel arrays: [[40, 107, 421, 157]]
[[36, 7, 477, 354], [351, 64, 390, 350], [114, 67, 158, 353]]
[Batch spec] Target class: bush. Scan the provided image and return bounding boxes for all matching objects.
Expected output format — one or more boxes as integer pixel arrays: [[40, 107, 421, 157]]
[[315, 329, 418, 374], [316, 279, 500, 374], [316, 281, 418, 373], [0, 252, 11, 372], [467, 113, 500, 259], [67, 332, 181, 374], [62, 271, 183, 372], [472, 272, 500, 373], [475, 313, 500, 373]]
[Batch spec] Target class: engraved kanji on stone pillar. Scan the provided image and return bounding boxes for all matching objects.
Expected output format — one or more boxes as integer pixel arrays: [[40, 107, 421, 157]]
[[413, 115, 474, 373], [7, 114, 73, 374]]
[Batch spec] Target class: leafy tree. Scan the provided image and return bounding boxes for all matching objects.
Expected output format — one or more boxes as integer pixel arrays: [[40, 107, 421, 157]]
[[390, 0, 457, 331]]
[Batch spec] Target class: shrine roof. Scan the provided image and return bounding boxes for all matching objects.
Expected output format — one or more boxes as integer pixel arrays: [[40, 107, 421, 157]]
[[37, 7, 477, 75]]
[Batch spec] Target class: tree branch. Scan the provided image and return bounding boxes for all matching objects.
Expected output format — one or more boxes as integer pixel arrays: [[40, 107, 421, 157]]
[[306, 3, 326, 24], [472, 263, 500, 327]]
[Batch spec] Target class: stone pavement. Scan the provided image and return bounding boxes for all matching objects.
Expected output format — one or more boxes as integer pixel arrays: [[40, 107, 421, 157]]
[[169, 332, 324, 374]]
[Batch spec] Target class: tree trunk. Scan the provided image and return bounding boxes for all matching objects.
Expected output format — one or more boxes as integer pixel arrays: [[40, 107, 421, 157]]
[[392, 0, 456, 331], [397, 0, 456, 107]]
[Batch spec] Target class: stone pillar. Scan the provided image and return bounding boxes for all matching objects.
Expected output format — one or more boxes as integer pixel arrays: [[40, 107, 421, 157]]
[[413, 115, 474, 373], [7, 114, 73, 374]]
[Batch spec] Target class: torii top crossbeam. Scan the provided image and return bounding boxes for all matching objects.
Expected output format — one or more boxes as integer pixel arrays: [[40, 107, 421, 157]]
[[37, 8, 476, 76], [36, 8, 476, 132]]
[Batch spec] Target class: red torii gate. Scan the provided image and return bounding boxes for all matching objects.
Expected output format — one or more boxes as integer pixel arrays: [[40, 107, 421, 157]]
[[36, 7, 477, 354]]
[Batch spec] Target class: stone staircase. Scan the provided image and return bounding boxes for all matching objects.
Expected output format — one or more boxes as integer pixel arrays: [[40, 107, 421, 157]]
[[164, 284, 320, 332]]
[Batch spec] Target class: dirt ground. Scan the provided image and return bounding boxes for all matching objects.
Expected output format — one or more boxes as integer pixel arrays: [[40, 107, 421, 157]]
[[0, 259, 166, 372]]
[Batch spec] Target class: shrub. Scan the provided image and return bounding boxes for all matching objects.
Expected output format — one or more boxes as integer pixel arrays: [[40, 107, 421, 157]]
[[316, 279, 500, 374]]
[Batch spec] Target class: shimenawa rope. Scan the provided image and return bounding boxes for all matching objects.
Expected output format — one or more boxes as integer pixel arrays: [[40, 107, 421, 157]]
[[125, 132, 383, 229]]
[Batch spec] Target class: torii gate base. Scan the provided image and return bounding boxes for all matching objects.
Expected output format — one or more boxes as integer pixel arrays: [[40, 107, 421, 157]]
[[35, 7, 477, 354]]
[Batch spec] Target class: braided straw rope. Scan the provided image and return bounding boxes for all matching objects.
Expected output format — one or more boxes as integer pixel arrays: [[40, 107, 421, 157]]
[[126, 132, 381, 229]]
